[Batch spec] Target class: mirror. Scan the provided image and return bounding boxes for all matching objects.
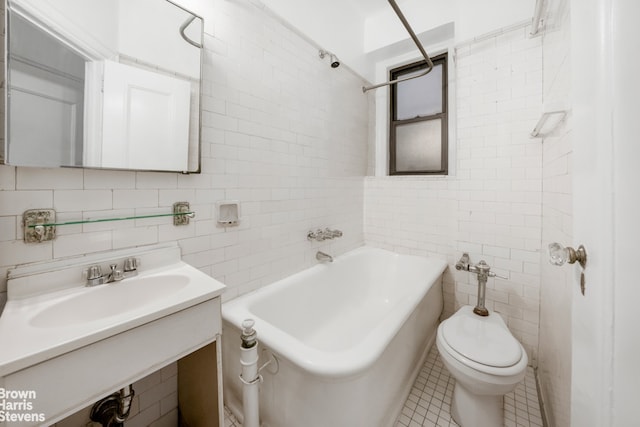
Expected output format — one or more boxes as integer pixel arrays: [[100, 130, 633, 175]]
[[3, 0, 203, 172]]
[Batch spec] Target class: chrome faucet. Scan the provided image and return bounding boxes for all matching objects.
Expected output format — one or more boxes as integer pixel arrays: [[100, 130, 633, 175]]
[[85, 257, 139, 286], [316, 251, 333, 263], [307, 228, 343, 242], [122, 257, 139, 278], [455, 253, 506, 316]]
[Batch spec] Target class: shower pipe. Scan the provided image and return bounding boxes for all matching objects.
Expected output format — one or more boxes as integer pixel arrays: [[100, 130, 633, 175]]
[[362, 0, 435, 93]]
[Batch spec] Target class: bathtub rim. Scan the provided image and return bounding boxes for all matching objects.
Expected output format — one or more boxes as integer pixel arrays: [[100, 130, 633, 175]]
[[222, 245, 447, 378]]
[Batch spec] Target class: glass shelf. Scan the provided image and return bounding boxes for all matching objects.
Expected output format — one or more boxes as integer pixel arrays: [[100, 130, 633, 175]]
[[23, 202, 194, 242], [26, 211, 195, 228]]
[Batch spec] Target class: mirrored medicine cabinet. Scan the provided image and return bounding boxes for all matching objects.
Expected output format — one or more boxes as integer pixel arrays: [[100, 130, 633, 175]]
[[2, 0, 204, 173]]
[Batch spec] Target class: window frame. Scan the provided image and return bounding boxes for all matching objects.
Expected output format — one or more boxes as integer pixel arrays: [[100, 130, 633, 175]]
[[389, 53, 448, 175]]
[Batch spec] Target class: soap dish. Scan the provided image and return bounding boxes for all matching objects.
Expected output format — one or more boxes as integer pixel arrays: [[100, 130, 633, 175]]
[[217, 201, 240, 226]]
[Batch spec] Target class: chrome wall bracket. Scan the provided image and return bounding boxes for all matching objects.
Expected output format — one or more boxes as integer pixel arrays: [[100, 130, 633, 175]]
[[173, 202, 194, 226], [23, 209, 56, 243]]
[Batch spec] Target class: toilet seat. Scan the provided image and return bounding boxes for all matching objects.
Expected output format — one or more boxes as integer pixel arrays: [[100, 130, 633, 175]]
[[441, 306, 522, 368]]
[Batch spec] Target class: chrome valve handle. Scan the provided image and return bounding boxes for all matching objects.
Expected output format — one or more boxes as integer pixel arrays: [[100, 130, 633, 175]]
[[454, 253, 506, 317]]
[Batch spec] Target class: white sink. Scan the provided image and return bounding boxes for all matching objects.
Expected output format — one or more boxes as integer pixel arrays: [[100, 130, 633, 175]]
[[0, 243, 225, 426], [30, 274, 190, 328]]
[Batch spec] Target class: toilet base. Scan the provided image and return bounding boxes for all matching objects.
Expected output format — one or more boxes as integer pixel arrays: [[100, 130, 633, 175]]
[[451, 382, 503, 427]]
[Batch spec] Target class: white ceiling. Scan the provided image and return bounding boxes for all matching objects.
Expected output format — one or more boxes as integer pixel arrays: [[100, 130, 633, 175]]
[[345, 0, 394, 19]]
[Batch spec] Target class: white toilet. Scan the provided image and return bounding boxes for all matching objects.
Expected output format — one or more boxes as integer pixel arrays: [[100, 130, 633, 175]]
[[436, 305, 528, 427]]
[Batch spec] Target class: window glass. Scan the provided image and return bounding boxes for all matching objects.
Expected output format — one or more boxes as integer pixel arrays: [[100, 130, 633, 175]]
[[395, 64, 443, 120], [394, 119, 442, 172], [389, 53, 447, 175]]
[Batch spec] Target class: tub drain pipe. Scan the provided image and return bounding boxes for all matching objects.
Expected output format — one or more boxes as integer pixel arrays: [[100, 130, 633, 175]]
[[240, 319, 260, 427]]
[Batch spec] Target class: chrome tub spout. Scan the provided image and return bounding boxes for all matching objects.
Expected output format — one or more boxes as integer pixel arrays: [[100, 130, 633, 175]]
[[316, 251, 333, 263]]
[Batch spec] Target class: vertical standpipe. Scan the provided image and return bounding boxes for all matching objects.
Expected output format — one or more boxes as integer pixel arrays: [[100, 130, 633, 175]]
[[240, 319, 260, 427]]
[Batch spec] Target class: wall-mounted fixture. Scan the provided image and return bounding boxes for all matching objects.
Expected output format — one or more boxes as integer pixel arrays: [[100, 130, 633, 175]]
[[548, 242, 588, 295], [217, 201, 240, 226], [307, 228, 342, 242], [316, 251, 333, 263], [173, 202, 194, 226], [530, 103, 567, 138], [318, 50, 340, 68], [23, 209, 56, 243], [455, 253, 507, 316], [23, 203, 196, 243], [4, 0, 204, 173]]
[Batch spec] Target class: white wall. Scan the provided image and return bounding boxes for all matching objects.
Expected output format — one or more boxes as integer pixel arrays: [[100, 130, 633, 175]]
[[364, 24, 543, 361], [0, 0, 370, 424], [260, 0, 536, 83], [260, 0, 368, 81], [537, 0, 572, 425]]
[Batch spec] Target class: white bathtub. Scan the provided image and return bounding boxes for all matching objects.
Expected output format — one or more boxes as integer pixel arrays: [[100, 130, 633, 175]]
[[222, 246, 447, 427]]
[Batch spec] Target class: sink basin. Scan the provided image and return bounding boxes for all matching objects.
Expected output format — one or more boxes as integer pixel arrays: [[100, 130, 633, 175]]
[[30, 274, 190, 328], [0, 243, 226, 425]]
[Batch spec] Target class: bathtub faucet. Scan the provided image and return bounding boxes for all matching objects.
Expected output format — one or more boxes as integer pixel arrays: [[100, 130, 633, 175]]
[[316, 251, 333, 263], [307, 228, 343, 241]]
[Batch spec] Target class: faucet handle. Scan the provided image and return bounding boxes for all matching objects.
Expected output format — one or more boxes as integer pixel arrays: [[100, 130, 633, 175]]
[[123, 257, 139, 272], [325, 228, 342, 238], [489, 271, 508, 280], [86, 265, 102, 280]]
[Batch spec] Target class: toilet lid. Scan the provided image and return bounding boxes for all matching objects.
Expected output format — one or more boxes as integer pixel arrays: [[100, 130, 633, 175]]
[[442, 309, 523, 368]]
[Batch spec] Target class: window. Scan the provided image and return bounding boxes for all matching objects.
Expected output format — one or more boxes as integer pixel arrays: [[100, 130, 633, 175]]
[[389, 53, 448, 175]]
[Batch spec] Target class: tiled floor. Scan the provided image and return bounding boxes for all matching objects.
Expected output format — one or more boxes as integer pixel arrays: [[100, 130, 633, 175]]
[[224, 346, 543, 427], [394, 346, 543, 427], [224, 406, 242, 427]]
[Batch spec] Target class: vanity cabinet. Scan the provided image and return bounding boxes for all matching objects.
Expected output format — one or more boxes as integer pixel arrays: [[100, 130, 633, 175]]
[[0, 243, 226, 426], [0, 298, 223, 426], [179, 341, 222, 426]]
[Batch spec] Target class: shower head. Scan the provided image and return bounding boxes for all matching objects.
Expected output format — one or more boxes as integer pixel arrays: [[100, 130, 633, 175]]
[[319, 49, 340, 68]]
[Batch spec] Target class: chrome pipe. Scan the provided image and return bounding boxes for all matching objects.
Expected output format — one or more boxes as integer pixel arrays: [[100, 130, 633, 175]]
[[362, 0, 435, 93], [179, 15, 202, 48], [530, 0, 545, 36]]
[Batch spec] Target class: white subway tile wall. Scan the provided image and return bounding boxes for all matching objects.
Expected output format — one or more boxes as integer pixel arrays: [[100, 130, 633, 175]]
[[537, 0, 572, 425], [364, 25, 543, 362], [0, 0, 369, 424], [0, 0, 369, 304]]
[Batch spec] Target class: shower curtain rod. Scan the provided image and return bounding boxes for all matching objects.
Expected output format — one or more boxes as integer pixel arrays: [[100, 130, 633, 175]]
[[180, 16, 202, 48], [362, 0, 435, 92]]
